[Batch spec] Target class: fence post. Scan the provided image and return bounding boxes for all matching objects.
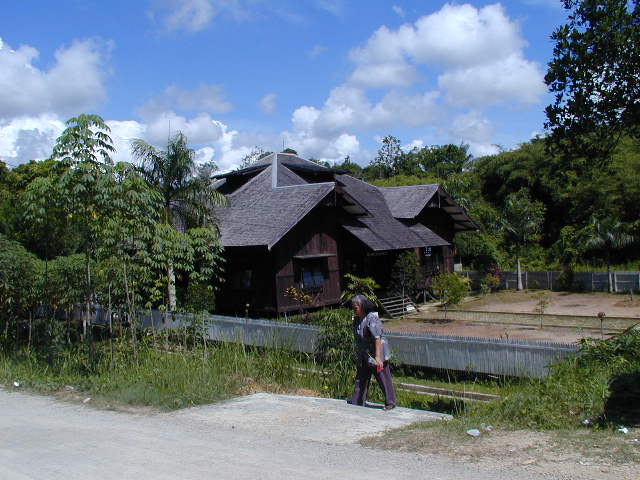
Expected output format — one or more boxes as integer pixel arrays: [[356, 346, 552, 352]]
[[591, 272, 595, 292], [525, 270, 528, 289], [614, 271, 618, 293]]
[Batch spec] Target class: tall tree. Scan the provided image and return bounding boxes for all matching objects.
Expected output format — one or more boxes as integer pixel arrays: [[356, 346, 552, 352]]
[[584, 216, 635, 292], [545, 0, 640, 163], [371, 135, 403, 178], [131, 132, 227, 310], [502, 189, 546, 290], [413, 144, 473, 179], [23, 114, 117, 339]]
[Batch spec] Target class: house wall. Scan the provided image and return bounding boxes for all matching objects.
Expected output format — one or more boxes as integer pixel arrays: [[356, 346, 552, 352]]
[[216, 246, 275, 317], [272, 206, 342, 313], [417, 208, 456, 273]]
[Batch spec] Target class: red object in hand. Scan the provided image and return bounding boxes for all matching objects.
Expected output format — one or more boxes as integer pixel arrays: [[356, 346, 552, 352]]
[[376, 363, 383, 372]]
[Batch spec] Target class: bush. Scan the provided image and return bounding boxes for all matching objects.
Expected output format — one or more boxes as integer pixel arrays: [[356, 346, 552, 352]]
[[388, 250, 424, 298], [431, 273, 470, 314]]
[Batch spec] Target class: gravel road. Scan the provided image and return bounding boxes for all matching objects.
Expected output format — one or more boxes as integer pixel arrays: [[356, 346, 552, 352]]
[[0, 388, 582, 479]]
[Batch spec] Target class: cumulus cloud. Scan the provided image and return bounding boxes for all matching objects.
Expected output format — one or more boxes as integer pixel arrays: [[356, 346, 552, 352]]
[[0, 37, 109, 122], [315, 0, 344, 17], [139, 84, 233, 117], [308, 44, 327, 58], [392, 5, 405, 18], [450, 111, 500, 157], [347, 3, 545, 106], [260, 93, 277, 114], [163, 0, 216, 32], [0, 115, 64, 165], [292, 85, 439, 139]]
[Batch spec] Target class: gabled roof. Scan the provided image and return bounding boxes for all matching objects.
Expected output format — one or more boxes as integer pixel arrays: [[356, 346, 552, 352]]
[[213, 153, 474, 252], [378, 185, 439, 218], [378, 185, 479, 232], [337, 174, 448, 251], [214, 166, 334, 249]]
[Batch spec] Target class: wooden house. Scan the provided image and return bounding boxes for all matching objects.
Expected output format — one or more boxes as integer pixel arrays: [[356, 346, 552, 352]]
[[212, 153, 477, 315]]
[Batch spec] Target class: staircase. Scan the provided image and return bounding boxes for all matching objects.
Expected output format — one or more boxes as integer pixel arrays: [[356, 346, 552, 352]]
[[379, 295, 419, 318]]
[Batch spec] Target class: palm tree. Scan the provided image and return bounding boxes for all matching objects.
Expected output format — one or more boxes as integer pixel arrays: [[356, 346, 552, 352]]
[[502, 189, 545, 290], [584, 216, 635, 293], [130, 132, 227, 310]]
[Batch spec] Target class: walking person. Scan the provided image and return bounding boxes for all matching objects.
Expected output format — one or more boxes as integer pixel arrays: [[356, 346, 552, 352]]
[[349, 294, 396, 410]]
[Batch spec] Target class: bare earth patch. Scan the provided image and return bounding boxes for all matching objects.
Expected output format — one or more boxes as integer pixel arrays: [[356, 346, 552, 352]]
[[363, 423, 640, 480], [459, 291, 640, 318], [384, 292, 639, 343], [385, 318, 589, 343]]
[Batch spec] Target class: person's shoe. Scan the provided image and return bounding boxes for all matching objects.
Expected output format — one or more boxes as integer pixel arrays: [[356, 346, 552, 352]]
[[383, 404, 396, 411]]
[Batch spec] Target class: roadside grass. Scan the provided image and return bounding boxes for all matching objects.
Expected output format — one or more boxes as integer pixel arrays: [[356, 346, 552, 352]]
[[0, 337, 350, 411]]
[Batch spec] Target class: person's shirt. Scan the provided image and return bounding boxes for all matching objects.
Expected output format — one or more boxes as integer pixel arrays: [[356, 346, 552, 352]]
[[353, 311, 391, 361]]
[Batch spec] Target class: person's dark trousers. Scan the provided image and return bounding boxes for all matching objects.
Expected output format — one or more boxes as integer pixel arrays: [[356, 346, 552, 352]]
[[350, 356, 396, 407]]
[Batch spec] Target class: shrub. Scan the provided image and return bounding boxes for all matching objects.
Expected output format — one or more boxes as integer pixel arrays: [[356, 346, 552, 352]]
[[431, 273, 470, 316], [340, 274, 380, 305], [388, 250, 424, 299]]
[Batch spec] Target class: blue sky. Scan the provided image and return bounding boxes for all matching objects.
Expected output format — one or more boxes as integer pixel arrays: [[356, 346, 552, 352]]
[[0, 1, 568, 171]]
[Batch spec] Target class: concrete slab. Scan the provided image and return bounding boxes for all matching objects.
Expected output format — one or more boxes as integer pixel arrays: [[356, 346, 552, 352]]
[[171, 393, 451, 444]]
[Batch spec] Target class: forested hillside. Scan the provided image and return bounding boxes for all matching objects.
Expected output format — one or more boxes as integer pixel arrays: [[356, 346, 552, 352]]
[[328, 135, 640, 275]]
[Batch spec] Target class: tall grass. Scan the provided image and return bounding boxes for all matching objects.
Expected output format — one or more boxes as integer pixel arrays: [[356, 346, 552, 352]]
[[0, 335, 344, 411]]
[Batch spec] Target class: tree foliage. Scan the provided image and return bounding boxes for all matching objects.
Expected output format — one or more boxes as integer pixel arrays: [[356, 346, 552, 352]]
[[545, 0, 640, 162]]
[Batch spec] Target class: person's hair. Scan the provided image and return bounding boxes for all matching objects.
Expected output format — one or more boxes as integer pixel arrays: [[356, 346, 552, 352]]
[[351, 294, 377, 315]]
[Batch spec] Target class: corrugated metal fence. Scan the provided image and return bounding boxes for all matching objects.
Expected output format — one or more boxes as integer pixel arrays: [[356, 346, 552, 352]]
[[123, 310, 579, 378], [463, 270, 640, 293]]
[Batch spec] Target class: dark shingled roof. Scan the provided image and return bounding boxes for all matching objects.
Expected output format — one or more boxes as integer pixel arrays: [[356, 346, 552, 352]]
[[407, 223, 450, 247], [214, 166, 334, 248], [378, 184, 479, 232], [337, 174, 447, 251], [378, 185, 439, 218], [213, 154, 473, 251]]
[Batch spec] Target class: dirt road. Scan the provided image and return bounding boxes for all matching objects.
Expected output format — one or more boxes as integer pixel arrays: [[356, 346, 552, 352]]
[[0, 389, 604, 480]]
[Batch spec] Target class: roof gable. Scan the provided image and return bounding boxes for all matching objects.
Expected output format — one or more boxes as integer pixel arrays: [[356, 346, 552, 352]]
[[215, 166, 334, 248], [379, 184, 478, 232]]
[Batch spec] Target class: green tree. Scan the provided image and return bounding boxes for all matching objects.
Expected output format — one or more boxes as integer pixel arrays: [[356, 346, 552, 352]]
[[413, 144, 472, 179], [584, 216, 636, 292], [370, 135, 403, 179], [388, 250, 424, 299], [340, 273, 380, 305], [502, 189, 546, 289], [131, 132, 227, 310], [431, 273, 470, 318], [237, 146, 269, 170], [545, 0, 640, 163], [23, 114, 116, 338]]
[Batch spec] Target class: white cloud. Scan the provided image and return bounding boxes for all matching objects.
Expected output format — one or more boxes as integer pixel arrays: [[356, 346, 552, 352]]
[[139, 84, 233, 116], [0, 38, 109, 122], [0, 115, 64, 165], [260, 93, 277, 114], [315, 0, 344, 17], [143, 111, 225, 145], [308, 44, 327, 57], [349, 61, 418, 88], [347, 3, 545, 106], [392, 5, 405, 18], [292, 85, 439, 140], [439, 54, 545, 107], [403, 139, 424, 152], [450, 111, 500, 157], [164, 0, 215, 32], [106, 120, 146, 164]]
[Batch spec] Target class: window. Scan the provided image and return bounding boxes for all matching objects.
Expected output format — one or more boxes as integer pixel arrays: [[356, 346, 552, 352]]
[[297, 258, 327, 288]]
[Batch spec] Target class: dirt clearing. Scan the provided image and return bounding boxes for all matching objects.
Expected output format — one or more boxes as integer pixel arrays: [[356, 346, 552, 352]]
[[384, 291, 639, 343]]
